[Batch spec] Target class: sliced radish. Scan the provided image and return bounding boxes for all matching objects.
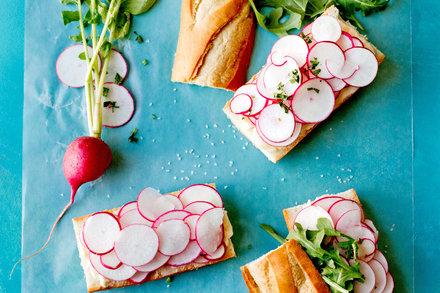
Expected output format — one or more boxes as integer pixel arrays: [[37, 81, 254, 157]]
[[326, 59, 358, 80], [179, 184, 223, 208], [336, 220, 376, 244], [291, 78, 335, 123], [184, 201, 215, 215], [328, 199, 365, 223], [134, 252, 170, 272], [369, 259, 387, 293], [307, 42, 345, 79], [335, 209, 362, 233], [373, 250, 389, 272], [256, 104, 296, 143], [382, 273, 394, 293], [119, 208, 153, 228], [358, 238, 377, 261], [361, 223, 377, 243], [343, 47, 378, 87], [167, 240, 202, 266], [301, 23, 313, 36], [248, 115, 257, 125], [184, 214, 199, 240], [102, 83, 135, 128], [256, 56, 301, 99], [195, 208, 224, 255], [100, 249, 122, 270], [270, 35, 309, 67], [128, 271, 149, 284], [104, 49, 128, 83], [152, 210, 191, 228], [118, 201, 137, 218], [56, 45, 101, 88], [233, 83, 268, 116], [364, 219, 379, 242], [305, 33, 317, 49], [83, 212, 121, 255], [114, 224, 159, 267], [256, 120, 302, 147], [293, 205, 334, 230], [354, 260, 376, 293], [229, 94, 253, 114], [89, 252, 136, 281], [193, 255, 210, 264], [312, 196, 345, 212], [156, 219, 191, 256], [137, 187, 162, 221], [205, 242, 226, 260], [336, 32, 354, 51], [326, 77, 347, 92], [352, 37, 364, 48], [311, 15, 341, 42], [151, 194, 184, 219]]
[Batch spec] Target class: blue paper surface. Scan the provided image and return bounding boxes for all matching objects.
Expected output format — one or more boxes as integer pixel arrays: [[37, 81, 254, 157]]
[[22, 0, 415, 292]]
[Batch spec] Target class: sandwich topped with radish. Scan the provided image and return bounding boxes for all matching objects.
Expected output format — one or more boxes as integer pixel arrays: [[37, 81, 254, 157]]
[[223, 6, 385, 163], [241, 189, 393, 293]]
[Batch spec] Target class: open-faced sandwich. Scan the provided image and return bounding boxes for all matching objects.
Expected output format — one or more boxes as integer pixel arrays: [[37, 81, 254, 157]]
[[241, 189, 394, 292], [72, 183, 235, 292], [223, 6, 385, 163]]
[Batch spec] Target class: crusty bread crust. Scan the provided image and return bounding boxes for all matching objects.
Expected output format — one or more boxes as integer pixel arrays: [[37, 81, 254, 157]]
[[72, 183, 236, 292], [223, 6, 385, 163], [172, 0, 256, 91]]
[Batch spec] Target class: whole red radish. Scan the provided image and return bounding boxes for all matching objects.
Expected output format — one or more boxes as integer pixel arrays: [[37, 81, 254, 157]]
[[11, 136, 111, 276]]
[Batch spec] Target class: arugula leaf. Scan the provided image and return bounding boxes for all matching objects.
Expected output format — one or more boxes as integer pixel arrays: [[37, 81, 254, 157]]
[[260, 224, 287, 245], [61, 10, 80, 25], [115, 11, 132, 40], [121, 0, 157, 15], [60, 0, 81, 5]]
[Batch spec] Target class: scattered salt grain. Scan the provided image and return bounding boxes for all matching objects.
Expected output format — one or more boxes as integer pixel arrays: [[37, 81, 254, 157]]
[[211, 142, 214, 146], [262, 187, 267, 190], [281, 178, 285, 182], [173, 88, 177, 92], [315, 156, 319, 160], [149, 102, 153, 106], [320, 174, 324, 178], [224, 186, 228, 189], [213, 124, 218, 128], [337, 154, 341, 157]]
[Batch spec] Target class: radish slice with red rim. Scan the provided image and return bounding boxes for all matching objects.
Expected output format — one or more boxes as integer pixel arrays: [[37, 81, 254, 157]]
[[256, 56, 301, 99], [300, 23, 312, 36], [256, 120, 302, 147], [100, 249, 122, 270], [248, 115, 257, 125], [229, 94, 253, 114], [358, 238, 377, 261], [312, 15, 341, 42], [184, 201, 215, 215], [293, 205, 334, 230], [233, 83, 268, 116], [193, 255, 210, 264], [353, 260, 376, 292], [104, 49, 128, 83], [256, 104, 296, 143], [195, 208, 224, 255], [56, 44, 101, 88], [369, 259, 388, 293], [337, 223, 376, 244], [151, 194, 183, 219], [128, 271, 149, 284], [184, 214, 199, 240], [352, 37, 364, 48], [382, 273, 394, 293], [167, 240, 202, 266], [336, 31, 354, 51], [156, 219, 191, 256], [291, 78, 335, 123], [179, 184, 223, 208], [102, 83, 135, 128], [312, 196, 346, 212], [364, 219, 379, 242], [307, 41, 345, 79], [118, 201, 137, 218], [89, 252, 136, 281], [134, 252, 170, 272], [83, 212, 121, 255], [137, 187, 162, 221], [373, 250, 389, 272], [152, 210, 191, 228], [326, 77, 347, 92], [326, 59, 359, 80], [119, 208, 153, 228], [328, 199, 365, 223], [114, 224, 159, 267], [205, 242, 226, 260], [343, 47, 379, 87], [270, 35, 309, 67]]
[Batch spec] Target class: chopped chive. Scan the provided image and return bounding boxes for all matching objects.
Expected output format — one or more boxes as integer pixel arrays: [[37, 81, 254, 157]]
[[128, 128, 139, 143], [114, 73, 122, 84], [142, 59, 148, 66]]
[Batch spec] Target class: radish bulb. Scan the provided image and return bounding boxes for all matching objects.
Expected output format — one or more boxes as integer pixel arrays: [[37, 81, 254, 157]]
[[10, 136, 111, 276]]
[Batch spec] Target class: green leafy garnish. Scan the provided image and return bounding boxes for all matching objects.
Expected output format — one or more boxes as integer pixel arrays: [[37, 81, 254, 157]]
[[103, 101, 119, 112], [128, 128, 139, 143], [142, 59, 148, 66], [261, 218, 365, 292], [114, 73, 123, 84], [134, 31, 144, 43], [300, 31, 312, 43], [102, 87, 109, 97], [307, 87, 320, 93], [248, 244, 252, 249], [152, 114, 157, 119], [289, 69, 300, 84], [78, 52, 86, 60], [279, 102, 291, 113], [165, 276, 172, 284], [248, 0, 389, 36], [61, 10, 80, 25]]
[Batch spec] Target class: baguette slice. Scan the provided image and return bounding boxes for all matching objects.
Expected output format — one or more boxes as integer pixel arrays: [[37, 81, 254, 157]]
[[241, 189, 360, 293], [72, 183, 235, 292], [171, 0, 256, 91], [223, 6, 385, 163]]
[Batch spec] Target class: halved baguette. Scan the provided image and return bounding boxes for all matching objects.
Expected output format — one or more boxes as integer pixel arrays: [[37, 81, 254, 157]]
[[171, 0, 256, 91], [223, 6, 385, 163], [241, 189, 361, 292], [72, 183, 235, 292]]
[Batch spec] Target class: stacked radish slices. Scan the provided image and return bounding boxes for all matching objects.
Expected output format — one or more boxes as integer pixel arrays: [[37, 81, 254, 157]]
[[56, 45, 134, 128], [293, 197, 394, 293], [79, 184, 227, 284], [229, 14, 379, 147]]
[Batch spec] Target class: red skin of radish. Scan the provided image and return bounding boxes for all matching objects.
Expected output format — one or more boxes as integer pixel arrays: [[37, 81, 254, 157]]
[[11, 136, 111, 275]]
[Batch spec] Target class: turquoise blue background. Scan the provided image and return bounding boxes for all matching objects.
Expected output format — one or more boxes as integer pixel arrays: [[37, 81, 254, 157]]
[[0, 0, 439, 292]]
